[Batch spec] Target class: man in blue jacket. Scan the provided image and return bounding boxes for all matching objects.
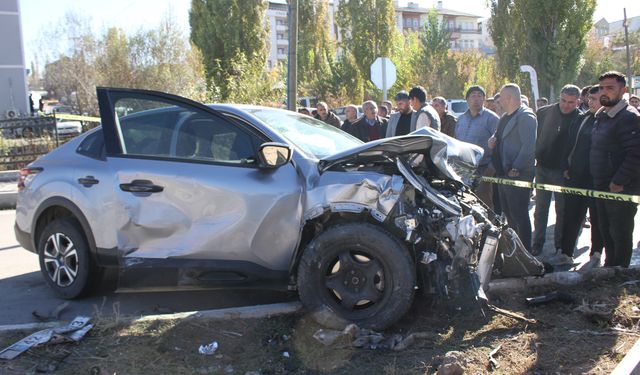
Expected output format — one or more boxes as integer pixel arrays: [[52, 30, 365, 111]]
[[590, 71, 640, 268], [488, 83, 537, 251]]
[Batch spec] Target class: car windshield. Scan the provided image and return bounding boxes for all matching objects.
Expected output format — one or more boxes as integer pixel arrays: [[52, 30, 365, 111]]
[[247, 108, 363, 159]]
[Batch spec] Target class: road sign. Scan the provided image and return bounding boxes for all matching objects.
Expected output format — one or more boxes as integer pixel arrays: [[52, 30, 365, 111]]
[[370, 57, 397, 101]]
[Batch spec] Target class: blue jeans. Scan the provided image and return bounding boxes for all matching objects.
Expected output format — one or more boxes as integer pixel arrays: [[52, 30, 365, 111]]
[[532, 166, 565, 253]]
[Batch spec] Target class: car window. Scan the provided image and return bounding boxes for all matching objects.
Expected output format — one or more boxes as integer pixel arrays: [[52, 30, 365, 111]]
[[450, 101, 469, 114], [115, 97, 259, 164], [247, 108, 362, 159], [76, 129, 105, 160]]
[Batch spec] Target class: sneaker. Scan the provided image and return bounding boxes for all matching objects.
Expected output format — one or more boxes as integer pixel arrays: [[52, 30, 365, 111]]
[[548, 253, 574, 266], [580, 253, 602, 271]]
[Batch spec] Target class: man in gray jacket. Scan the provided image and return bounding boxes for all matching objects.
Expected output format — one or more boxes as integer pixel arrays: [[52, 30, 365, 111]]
[[386, 91, 415, 137], [488, 83, 537, 251]]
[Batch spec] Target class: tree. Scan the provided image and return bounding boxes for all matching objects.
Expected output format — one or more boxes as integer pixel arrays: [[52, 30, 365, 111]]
[[416, 8, 455, 97], [336, 0, 397, 99], [298, 0, 335, 100], [490, 0, 596, 99], [189, 0, 269, 101]]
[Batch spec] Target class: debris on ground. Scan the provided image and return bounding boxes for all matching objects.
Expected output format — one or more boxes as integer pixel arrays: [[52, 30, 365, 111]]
[[525, 291, 575, 306], [434, 351, 468, 375], [32, 301, 70, 322], [313, 323, 439, 351], [198, 341, 219, 355], [488, 344, 502, 370], [574, 300, 613, 324], [0, 316, 92, 360]]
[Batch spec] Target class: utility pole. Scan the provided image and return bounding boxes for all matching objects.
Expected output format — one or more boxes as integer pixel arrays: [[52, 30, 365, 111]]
[[623, 8, 632, 92], [287, 0, 298, 111]]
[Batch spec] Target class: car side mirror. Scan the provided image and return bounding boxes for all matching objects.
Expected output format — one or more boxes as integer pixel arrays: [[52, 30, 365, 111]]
[[258, 142, 292, 168]]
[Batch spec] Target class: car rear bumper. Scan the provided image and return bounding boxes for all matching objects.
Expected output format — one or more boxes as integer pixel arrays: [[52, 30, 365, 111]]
[[14, 222, 35, 253]]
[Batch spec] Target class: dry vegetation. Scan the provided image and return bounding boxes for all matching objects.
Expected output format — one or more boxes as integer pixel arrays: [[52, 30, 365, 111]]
[[1, 271, 639, 374]]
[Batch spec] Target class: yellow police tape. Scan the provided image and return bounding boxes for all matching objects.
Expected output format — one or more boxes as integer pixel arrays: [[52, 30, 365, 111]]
[[50, 113, 101, 122], [481, 176, 640, 204]]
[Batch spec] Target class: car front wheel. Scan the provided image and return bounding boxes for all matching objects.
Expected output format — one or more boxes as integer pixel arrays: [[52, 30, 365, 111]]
[[38, 218, 96, 299], [297, 223, 415, 330]]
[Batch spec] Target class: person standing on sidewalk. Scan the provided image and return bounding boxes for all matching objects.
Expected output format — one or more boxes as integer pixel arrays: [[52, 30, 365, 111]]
[[488, 83, 537, 251], [455, 85, 499, 210], [531, 84, 580, 256], [590, 71, 640, 268], [555, 85, 605, 266]]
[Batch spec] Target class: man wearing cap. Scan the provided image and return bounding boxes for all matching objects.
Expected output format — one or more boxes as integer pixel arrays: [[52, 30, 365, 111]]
[[455, 85, 500, 209], [386, 91, 416, 137]]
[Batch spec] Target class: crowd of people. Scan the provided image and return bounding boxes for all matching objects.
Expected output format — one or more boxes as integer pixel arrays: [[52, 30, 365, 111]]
[[300, 71, 640, 269]]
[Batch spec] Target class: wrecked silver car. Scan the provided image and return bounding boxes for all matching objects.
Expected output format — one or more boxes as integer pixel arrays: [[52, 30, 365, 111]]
[[15, 88, 543, 330]]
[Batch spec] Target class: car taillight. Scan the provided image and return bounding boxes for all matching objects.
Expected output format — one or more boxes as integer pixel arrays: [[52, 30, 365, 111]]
[[18, 167, 42, 190]]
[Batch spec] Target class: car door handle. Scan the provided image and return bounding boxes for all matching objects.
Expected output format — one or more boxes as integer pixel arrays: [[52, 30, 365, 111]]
[[78, 176, 99, 187], [119, 179, 164, 193]]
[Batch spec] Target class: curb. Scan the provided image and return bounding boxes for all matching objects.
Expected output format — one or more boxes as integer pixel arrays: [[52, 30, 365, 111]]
[[0, 301, 303, 333], [487, 265, 640, 294], [612, 337, 640, 375], [0, 170, 19, 183], [0, 191, 17, 209]]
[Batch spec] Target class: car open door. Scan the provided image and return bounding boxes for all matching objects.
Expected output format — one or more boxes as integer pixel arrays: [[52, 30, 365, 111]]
[[94, 87, 302, 289]]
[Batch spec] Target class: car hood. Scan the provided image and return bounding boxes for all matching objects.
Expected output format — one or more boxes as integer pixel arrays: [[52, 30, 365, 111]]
[[319, 128, 484, 185]]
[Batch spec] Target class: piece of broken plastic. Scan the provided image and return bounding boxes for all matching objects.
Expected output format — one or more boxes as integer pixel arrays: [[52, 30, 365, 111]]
[[0, 316, 92, 360], [198, 341, 219, 355]]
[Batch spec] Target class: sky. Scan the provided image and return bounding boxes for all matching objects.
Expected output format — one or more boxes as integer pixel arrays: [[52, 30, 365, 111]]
[[18, 0, 640, 69]]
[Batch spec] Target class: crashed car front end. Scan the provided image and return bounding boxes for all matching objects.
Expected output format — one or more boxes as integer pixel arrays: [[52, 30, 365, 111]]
[[311, 129, 544, 301]]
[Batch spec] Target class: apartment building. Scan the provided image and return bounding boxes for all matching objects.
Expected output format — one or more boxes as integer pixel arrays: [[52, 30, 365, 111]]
[[266, 0, 493, 68]]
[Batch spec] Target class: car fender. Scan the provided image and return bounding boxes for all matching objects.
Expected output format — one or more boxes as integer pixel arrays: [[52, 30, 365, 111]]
[[31, 196, 99, 262]]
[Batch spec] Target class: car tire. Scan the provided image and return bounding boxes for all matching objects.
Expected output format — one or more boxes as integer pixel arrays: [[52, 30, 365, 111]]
[[37, 218, 97, 299], [297, 223, 415, 330]]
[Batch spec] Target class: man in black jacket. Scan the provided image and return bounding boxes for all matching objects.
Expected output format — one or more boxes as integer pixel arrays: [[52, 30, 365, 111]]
[[532, 84, 580, 257], [590, 71, 640, 268], [348, 100, 388, 142], [557, 85, 604, 267]]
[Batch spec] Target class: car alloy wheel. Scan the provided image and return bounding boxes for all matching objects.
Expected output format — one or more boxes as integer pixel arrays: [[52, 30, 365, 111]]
[[42, 233, 79, 287], [38, 218, 97, 299]]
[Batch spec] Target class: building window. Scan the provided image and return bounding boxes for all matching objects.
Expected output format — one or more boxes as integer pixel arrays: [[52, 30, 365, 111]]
[[277, 48, 285, 55]]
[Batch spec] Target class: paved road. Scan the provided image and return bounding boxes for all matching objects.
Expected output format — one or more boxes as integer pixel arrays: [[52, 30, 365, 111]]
[[0, 209, 295, 326]]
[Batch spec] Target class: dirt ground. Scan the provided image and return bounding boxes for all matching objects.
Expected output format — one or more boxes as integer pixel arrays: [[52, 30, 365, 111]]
[[1, 270, 639, 375]]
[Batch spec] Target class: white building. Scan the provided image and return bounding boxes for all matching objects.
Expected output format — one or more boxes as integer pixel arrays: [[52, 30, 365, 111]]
[[266, 0, 494, 68]]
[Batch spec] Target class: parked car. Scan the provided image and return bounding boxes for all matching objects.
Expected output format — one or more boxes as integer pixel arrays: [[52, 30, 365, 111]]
[[333, 105, 363, 121], [15, 88, 542, 329], [447, 99, 469, 118]]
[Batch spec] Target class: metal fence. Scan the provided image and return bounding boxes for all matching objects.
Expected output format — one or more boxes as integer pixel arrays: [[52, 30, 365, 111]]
[[0, 117, 60, 170]]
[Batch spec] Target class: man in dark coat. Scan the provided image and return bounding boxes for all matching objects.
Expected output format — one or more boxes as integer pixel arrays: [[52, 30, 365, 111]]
[[488, 83, 537, 251], [557, 85, 604, 267], [348, 100, 388, 142], [532, 84, 580, 257], [315, 101, 342, 128], [590, 71, 640, 268]]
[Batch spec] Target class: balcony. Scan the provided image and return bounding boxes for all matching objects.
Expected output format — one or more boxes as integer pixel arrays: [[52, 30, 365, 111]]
[[445, 26, 481, 35], [276, 38, 289, 46], [276, 24, 288, 31]]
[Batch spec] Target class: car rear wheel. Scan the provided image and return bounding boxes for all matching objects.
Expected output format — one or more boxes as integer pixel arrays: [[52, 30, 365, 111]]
[[38, 218, 96, 299], [297, 223, 415, 330]]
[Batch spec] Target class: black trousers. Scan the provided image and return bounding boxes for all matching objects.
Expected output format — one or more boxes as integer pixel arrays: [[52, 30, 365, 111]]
[[498, 180, 533, 251], [595, 198, 637, 267], [561, 189, 603, 257]]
